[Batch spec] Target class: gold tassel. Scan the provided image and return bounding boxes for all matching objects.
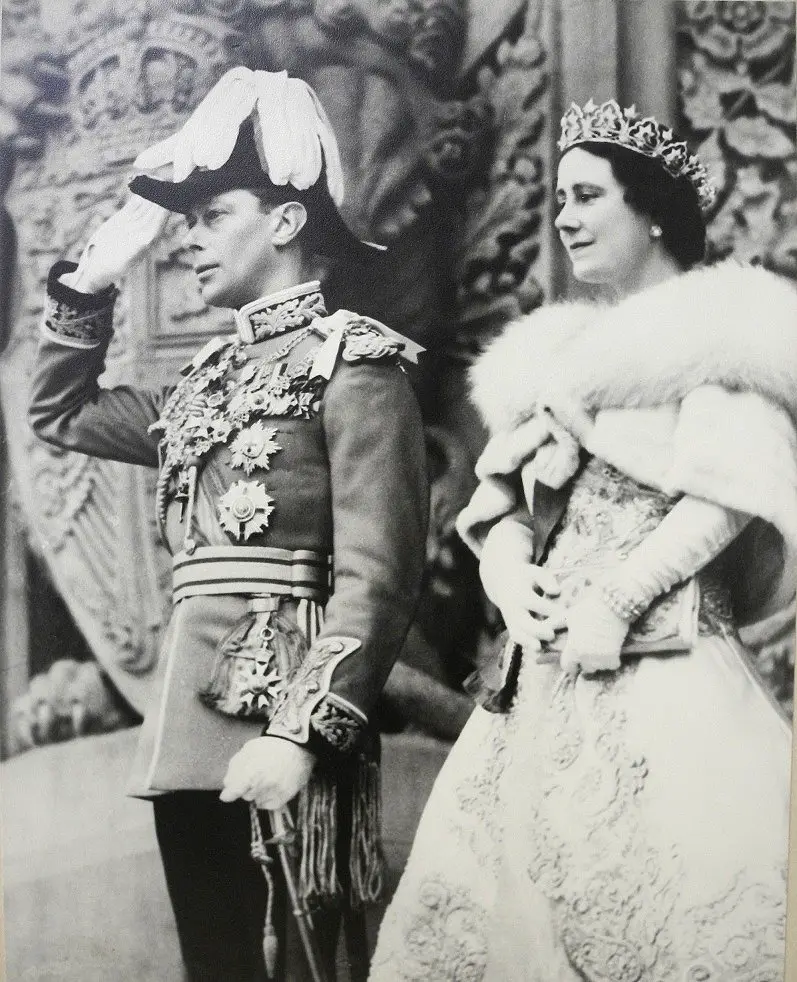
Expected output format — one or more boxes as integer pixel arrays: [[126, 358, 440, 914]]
[[249, 803, 279, 979], [199, 602, 308, 721], [262, 895, 279, 979], [349, 754, 385, 906], [298, 768, 341, 905]]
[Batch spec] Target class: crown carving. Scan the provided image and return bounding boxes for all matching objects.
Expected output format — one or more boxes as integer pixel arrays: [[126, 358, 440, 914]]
[[65, 12, 235, 168], [558, 99, 716, 211]]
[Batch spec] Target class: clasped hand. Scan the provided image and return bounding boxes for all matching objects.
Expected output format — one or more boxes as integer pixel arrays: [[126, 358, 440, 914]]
[[480, 520, 630, 675], [480, 520, 566, 651], [220, 736, 316, 810]]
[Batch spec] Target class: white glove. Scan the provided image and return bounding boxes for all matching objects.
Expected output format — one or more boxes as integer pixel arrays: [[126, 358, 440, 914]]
[[219, 735, 315, 810], [602, 496, 751, 615], [561, 496, 751, 676], [560, 589, 629, 675], [480, 518, 566, 650], [60, 196, 169, 293]]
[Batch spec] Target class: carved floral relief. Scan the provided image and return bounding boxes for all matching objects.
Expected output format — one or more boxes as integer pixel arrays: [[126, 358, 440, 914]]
[[0, 0, 517, 723], [676, 1, 797, 277], [448, 0, 551, 362]]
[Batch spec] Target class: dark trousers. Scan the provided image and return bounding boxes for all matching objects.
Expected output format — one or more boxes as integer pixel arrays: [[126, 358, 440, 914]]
[[153, 791, 346, 982]]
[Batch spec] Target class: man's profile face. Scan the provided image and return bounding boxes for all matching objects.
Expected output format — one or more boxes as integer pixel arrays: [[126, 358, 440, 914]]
[[183, 189, 278, 309]]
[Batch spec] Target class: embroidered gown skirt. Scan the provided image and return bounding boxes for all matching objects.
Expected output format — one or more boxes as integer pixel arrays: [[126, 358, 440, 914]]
[[369, 460, 791, 982]]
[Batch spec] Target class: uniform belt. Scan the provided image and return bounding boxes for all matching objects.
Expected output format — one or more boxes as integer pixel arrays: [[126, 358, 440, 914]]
[[172, 545, 332, 604]]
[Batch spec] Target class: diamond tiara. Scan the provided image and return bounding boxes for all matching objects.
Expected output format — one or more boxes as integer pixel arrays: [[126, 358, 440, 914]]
[[558, 99, 716, 212]]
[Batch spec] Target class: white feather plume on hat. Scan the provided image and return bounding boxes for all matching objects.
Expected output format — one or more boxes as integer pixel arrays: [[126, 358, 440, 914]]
[[133, 67, 346, 206]]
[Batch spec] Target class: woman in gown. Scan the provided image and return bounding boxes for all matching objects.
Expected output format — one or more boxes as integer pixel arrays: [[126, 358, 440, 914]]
[[369, 100, 797, 981]]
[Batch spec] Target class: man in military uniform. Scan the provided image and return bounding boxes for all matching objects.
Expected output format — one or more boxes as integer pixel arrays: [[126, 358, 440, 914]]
[[29, 68, 428, 982]]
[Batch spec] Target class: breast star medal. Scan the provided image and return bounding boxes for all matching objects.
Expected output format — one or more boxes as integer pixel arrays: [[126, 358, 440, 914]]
[[229, 423, 282, 475], [218, 480, 275, 540]]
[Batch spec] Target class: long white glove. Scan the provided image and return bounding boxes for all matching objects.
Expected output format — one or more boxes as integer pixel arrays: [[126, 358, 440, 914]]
[[559, 591, 629, 675], [561, 495, 751, 675], [479, 517, 567, 650], [59, 196, 170, 294]]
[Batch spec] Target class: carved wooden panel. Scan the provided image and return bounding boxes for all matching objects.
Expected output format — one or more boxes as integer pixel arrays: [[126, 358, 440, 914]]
[[1, 0, 237, 711], [449, 0, 553, 361], [1, 0, 552, 719], [676, 1, 797, 277]]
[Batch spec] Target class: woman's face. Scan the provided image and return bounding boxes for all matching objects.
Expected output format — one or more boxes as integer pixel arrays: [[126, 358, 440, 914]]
[[555, 147, 655, 291]]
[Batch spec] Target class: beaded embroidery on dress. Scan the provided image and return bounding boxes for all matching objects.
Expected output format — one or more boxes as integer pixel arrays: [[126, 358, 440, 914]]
[[370, 460, 790, 982]]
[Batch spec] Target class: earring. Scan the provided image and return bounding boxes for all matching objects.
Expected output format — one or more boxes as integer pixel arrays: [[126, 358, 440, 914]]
[[649, 224, 663, 239]]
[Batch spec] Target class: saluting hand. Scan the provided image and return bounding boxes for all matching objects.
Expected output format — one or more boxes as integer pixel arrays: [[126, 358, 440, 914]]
[[220, 736, 316, 810], [60, 196, 170, 294]]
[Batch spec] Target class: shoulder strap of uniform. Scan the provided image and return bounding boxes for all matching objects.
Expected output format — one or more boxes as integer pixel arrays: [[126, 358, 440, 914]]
[[308, 310, 424, 380]]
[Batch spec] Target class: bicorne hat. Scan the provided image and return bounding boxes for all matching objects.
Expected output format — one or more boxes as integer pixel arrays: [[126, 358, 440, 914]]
[[129, 68, 384, 265]]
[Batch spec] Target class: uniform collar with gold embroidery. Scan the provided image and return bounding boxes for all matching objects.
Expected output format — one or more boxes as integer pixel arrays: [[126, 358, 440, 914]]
[[234, 280, 327, 344]]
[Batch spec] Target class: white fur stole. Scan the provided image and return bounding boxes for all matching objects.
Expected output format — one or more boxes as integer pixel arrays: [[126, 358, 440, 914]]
[[457, 261, 797, 612]]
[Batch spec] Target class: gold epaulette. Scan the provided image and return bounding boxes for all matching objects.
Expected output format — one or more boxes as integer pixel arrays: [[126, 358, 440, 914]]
[[341, 317, 405, 363], [309, 309, 424, 379]]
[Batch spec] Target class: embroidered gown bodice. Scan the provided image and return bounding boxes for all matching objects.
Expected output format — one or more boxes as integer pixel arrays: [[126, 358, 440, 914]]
[[369, 454, 789, 982], [541, 456, 735, 639]]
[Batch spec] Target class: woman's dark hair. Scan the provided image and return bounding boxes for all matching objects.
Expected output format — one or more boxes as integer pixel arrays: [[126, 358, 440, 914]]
[[563, 141, 707, 269]]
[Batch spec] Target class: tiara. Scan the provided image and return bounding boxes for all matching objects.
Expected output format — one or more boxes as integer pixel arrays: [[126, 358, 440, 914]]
[[558, 100, 716, 212]]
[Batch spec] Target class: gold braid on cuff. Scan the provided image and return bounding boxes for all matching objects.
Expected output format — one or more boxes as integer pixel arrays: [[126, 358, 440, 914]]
[[266, 636, 362, 744], [310, 694, 367, 753]]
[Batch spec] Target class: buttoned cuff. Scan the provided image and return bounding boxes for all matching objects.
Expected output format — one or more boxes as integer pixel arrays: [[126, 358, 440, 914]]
[[42, 261, 118, 349]]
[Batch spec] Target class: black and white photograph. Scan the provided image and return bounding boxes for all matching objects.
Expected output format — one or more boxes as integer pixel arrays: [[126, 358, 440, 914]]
[[1, 1, 796, 979]]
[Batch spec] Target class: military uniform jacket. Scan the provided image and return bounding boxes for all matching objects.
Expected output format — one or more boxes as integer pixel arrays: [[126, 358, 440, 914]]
[[30, 264, 428, 794]]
